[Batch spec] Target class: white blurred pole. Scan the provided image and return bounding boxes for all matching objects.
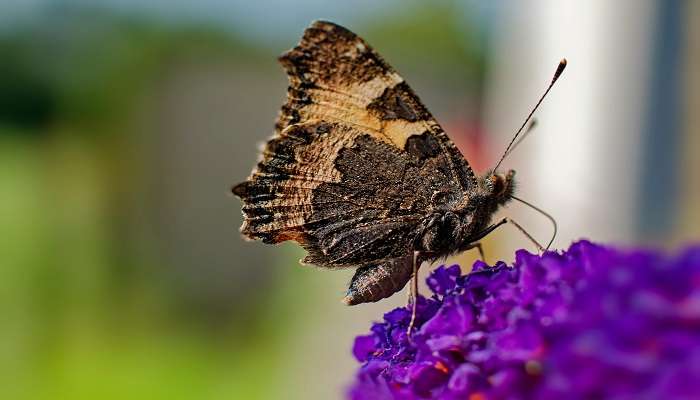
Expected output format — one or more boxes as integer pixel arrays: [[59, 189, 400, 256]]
[[484, 1, 656, 248]]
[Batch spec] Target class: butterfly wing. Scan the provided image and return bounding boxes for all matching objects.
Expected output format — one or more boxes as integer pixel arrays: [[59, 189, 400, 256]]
[[233, 21, 477, 270]]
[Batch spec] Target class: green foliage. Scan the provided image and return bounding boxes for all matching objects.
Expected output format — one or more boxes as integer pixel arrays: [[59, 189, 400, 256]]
[[364, 3, 486, 86]]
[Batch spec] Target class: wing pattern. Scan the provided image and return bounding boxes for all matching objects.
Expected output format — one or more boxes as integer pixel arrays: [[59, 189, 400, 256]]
[[233, 21, 479, 302]]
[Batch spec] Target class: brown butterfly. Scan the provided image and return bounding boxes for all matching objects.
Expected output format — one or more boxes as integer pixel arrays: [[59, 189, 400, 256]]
[[233, 21, 564, 316]]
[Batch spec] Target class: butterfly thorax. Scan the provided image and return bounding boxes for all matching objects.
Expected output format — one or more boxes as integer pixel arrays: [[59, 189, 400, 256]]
[[415, 170, 515, 258]]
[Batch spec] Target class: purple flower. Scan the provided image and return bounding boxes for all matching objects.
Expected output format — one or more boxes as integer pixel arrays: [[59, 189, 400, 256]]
[[348, 241, 700, 399]]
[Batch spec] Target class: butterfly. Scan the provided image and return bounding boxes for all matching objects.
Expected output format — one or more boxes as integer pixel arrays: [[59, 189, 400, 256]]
[[233, 20, 564, 312]]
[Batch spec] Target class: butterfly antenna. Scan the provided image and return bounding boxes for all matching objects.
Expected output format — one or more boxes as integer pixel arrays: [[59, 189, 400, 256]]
[[503, 118, 538, 158], [493, 59, 567, 172], [511, 195, 558, 250]]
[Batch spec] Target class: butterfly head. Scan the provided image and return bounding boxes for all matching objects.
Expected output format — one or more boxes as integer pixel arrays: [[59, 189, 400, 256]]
[[483, 169, 515, 204]]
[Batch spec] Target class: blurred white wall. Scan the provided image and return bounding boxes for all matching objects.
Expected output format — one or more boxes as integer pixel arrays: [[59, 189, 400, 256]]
[[681, 1, 700, 243], [484, 0, 656, 249]]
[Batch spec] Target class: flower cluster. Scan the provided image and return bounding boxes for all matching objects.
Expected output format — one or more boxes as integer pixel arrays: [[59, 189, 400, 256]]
[[349, 241, 700, 399]]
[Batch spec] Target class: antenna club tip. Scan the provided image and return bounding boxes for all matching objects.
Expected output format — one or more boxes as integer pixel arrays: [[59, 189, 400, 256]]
[[552, 58, 567, 82]]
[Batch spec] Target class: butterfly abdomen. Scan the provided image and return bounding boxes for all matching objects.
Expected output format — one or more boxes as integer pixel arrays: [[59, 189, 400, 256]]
[[343, 255, 414, 305]]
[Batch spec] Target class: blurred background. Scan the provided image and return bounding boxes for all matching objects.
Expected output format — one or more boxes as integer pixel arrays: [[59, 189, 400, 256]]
[[1, 1, 697, 399]]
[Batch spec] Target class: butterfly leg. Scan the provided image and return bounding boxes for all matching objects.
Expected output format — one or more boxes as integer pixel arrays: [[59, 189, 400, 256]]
[[407, 251, 433, 337], [506, 217, 545, 253], [462, 242, 485, 261], [407, 257, 415, 308], [467, 217, 545, 254]]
